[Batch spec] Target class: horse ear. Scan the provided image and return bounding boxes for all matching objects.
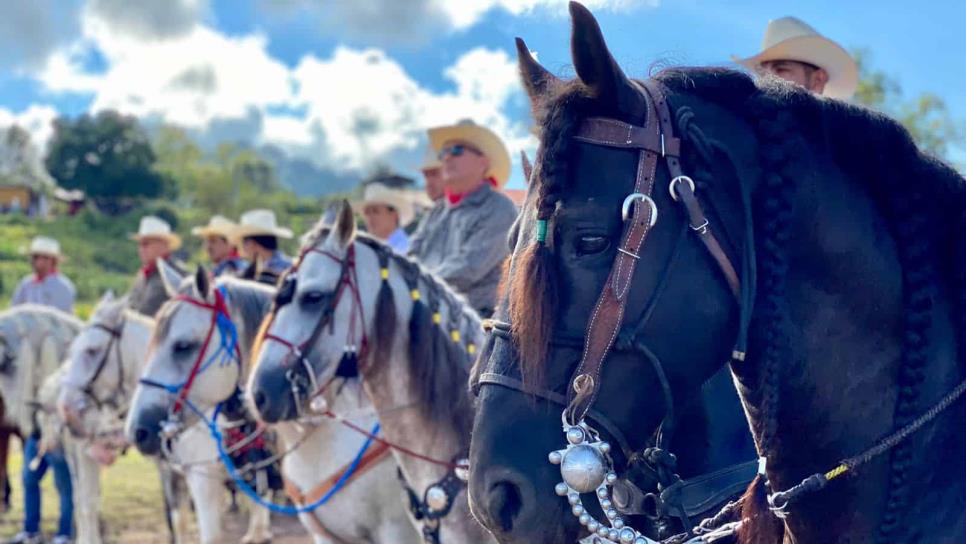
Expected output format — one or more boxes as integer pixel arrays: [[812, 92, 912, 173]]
[[569, 2, 635, 105], [327, 199, 356, 249], [98, 290, 115, 306], [158, 258, 186, 298], [194, 265, 210, 300], [520, 150, 533, 185], [516, 37, 558, 101]]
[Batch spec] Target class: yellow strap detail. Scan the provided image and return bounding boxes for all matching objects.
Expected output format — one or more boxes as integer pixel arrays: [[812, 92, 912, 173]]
[[432, 313, 441, 324], [380, 268, 389, 280], [467, 343, 476, 354], [451, 330, 461, 343], [825, 464, 849, 481], [411, 289, 421, 301]]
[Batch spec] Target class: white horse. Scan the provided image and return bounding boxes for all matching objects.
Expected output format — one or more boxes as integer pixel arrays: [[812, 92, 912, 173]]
[[249, 203, 495, 544], [0, 306, 93, 541], [60, 292, 240, 544], [129, 267, 417, 544]]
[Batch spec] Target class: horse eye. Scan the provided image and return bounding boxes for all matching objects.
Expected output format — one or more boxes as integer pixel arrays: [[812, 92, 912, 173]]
[[576, 235, 610, 256], [300, 291, 327, 307], [85, 347, 100, 358], [172, 340, 196, 355]]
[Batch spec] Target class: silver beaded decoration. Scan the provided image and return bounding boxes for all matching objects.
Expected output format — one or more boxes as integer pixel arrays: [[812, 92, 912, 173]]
[[551, 414, 660, 544]]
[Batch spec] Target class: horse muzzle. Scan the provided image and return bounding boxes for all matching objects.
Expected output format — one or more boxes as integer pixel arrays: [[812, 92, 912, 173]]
[[127, 404, 168, 456], [249, 362, 304, 423]]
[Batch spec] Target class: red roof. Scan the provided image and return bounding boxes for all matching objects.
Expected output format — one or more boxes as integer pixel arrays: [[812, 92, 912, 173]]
[[503, 189, 527, 208]]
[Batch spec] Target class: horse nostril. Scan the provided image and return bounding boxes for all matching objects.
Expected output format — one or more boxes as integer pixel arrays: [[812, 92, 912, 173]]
[[488, 480, 524, 533], [253, 390, 268, 411], [134, 427, 151, 446]]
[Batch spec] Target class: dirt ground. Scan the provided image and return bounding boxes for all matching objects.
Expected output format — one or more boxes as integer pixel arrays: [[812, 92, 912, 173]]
[[0, 450, 314, 543]]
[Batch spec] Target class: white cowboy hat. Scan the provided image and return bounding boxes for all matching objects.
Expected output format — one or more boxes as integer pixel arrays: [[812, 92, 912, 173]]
[[428, 119, 511, 187], [129, 215, 182, 250], [354, 183, 417, 227], [191, 215, 239, 243], [234, 209, 293, 239], [27, 236, 63, 259], [420, 145, 442, 172], [733, 16, 858, 99]]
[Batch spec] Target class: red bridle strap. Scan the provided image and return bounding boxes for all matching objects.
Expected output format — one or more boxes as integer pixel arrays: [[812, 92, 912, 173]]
[[170, 289, 233, 414]]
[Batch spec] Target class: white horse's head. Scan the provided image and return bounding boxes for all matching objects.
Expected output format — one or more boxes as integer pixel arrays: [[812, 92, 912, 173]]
[[127, 265, 273, 456], [0, 306, 81, 433], [60, 291, 151, 439], [249, 201, 377, 422]]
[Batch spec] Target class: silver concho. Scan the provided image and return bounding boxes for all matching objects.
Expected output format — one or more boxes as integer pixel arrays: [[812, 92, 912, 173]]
[[560, 444, 607, 493], [454, 459, 470, 482], [425, 485, 449, 512], [551, 415, 660, 544]]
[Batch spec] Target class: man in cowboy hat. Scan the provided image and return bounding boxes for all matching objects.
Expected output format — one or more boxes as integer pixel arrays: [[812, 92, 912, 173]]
[[357, 182, 416, 254], [11, 237, 76, 313], [735, 16, 858, 99], [420, 147, 445, 203], [409, 119, 517, 317], [235, 209, 293, 285], [192, 215, 248, 278], [127, 215, 185, 317]]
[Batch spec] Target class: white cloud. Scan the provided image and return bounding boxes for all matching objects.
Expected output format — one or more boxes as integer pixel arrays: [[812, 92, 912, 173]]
[[0, 105, 60, 153], [84, 0, 208, 40], [275, 46, 534, 173]]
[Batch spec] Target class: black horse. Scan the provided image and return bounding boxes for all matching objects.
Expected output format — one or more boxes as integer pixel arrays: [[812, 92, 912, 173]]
[[469, 3, 966, 544]]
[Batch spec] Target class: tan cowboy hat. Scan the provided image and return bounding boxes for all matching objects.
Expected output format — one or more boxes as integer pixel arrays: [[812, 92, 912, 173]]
[[733, 16, 858, 99], [191, 215, 239, 243], [234, 209, 293, 239], [129, 215, 182, 250], [27, 236, 63, 259], [353, 182, 417, 227], [420, 145, 442, 172], [428, 119, 511, 187]]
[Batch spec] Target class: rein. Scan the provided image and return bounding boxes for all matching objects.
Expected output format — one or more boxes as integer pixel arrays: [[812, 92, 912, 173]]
[[78, 320, 128, 413]]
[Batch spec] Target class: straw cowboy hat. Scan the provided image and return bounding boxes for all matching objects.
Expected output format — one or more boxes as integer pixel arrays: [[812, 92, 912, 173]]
[[234, 209, 293, 239], [191, 215, 239, 243], [428, 119, 511, 187], [27, 236, 63, 259], [354, 182, 417, 227], [420, 146, 442, 172], [734, 16, 858, 99], [129, 215, 182, 250]]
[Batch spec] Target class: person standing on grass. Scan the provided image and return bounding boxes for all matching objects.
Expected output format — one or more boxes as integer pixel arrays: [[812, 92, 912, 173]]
[[8, 237, 75, 544]]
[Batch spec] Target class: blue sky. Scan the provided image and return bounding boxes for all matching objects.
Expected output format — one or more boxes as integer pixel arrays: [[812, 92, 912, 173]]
[[0, 0, 960, 192]]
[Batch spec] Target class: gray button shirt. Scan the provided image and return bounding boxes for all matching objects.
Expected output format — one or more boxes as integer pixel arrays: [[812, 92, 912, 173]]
[[409, 183, 518, 314], [11, 273, 76, 313]]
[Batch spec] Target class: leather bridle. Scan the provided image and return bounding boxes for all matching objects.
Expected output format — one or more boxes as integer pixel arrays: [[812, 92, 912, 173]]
[[79, 320, 128, 412], [475, 79, 757, 541]]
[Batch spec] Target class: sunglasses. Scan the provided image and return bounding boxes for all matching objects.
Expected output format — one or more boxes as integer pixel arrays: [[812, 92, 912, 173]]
[[438, 144, 482, 161]]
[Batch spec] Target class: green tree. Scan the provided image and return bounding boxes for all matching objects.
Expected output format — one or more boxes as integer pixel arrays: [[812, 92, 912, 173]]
[[45, 110, 173, 213], [853, 50, 963, 160]]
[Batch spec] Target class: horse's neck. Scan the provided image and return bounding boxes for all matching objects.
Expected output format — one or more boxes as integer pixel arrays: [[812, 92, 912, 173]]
[[738, 161, 966, 539], [278, 384, 380, 488], [120, 315, 153, 392]]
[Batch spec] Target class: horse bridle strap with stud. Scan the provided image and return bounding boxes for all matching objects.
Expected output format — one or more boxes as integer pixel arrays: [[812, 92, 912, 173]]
[[564, 80, 741, 428], [80, 320, 127, 411]]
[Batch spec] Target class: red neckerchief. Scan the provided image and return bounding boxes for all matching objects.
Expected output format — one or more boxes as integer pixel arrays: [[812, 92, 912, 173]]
[[32, 268, 57, 284], [445, 177, 498, 206], [141, 255, 170, 277]]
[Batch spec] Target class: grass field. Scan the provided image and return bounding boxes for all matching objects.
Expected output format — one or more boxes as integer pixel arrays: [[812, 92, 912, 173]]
[[0, 447, 169, 543]]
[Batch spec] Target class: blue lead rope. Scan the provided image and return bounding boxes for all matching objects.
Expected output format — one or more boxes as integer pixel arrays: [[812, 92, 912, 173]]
[[207, 399, 381, 515]]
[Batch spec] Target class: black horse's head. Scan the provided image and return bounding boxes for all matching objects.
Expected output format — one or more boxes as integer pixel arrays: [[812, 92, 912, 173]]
[[469, 4, 767, 542]]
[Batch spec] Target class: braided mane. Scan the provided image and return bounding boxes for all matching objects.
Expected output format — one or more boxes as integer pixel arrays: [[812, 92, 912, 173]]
[[513, 66, 966, 543]]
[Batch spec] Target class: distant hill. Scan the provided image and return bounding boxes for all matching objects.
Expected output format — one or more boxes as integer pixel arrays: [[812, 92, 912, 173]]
[[257, 145, 361, 197]]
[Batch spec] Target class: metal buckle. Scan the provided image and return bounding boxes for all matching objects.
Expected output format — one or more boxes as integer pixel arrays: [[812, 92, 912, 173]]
[[669, 176, 696, 202], [621, 193, 658, 226]]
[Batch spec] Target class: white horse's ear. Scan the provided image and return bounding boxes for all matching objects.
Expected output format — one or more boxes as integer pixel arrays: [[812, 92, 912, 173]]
[[520, 150, 533, 185], [99, 290, 115, 305], [326, 199, 356, 249], [320, 203, 339, 227], [158, 258, 186, 298], [193, 265, 211, 300]]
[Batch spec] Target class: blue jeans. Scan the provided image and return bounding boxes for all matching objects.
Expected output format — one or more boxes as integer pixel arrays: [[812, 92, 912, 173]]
[[22, 436, 73, 537]]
